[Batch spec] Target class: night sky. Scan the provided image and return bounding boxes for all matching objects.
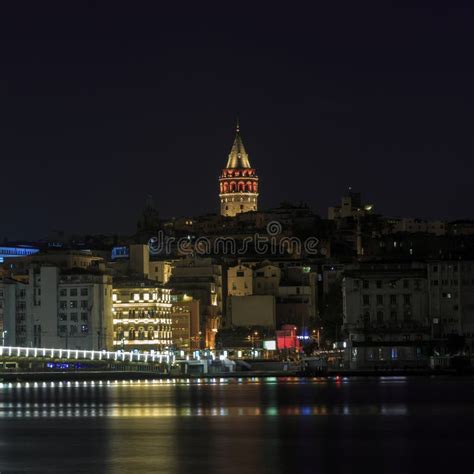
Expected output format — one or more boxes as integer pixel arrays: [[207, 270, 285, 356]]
[[1, 2, 473, 240]]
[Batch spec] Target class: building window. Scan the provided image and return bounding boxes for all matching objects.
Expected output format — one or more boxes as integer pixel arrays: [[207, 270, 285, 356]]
[[60, 289, 67, 297], [70, 313, 78, 322], [390, 295, 397, 305], [80, 288, 88, 297], [70, 301, 78, 309], [363, 280, 369, 289], [59, 301, 67, 310], [81, 300, 88, 309], [390, 310, 397, 322], [376, 295, 383, 305], [376, 311, 384, 324], [363, 295, 370, 306], [403, 295, 411, 305], [58, 325, 67, 335], [404, 310, 412, 322], [391, 348, 398, 360], [236, 271, 244, 277], [70, 325, 78, 336], [70, 288, 78, 297], [376, 280, 382, 289], [81, 324, 89, 334], [81, 312, 88, 322], [59, 313, 67, 322]]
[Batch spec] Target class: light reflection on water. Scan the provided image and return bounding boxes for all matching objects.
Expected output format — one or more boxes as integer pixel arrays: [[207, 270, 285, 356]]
[[0, 377, 411, 418], [1, 377, 473, 474], [0, 404, 409, 417]]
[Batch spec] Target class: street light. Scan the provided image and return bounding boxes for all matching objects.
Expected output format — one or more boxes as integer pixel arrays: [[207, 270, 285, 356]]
[[252, 331, 259, 358]]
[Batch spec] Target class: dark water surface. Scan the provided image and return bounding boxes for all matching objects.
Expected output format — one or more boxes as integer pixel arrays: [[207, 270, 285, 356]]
[[0, 376, 473, 473]]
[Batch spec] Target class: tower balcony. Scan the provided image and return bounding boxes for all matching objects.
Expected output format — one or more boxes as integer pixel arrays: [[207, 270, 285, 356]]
[[221, 168, 257, 178]]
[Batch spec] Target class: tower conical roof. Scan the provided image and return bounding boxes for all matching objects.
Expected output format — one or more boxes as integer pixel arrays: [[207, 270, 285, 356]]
[[226, 120, 251, 169]]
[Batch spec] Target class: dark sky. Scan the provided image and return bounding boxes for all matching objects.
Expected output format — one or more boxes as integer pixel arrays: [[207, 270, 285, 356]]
[[1, 1, 473, 240]]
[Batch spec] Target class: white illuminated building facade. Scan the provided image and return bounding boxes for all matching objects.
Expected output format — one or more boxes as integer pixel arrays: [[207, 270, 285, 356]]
[[112, 279, 172, 351], [2, 266, 113, 350]]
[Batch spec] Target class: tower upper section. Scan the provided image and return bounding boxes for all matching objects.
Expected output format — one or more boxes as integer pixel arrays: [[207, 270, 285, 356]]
[[219, 121, 259, 217]]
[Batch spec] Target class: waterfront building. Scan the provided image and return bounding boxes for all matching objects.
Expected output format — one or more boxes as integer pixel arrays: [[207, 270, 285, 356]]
[[167, 256, 223, 348], [276, 324, 300, 350], [2, 265, 113, 350], [171, 293, 200, 351], [225, 262, 316, 333], [276, 266, 317, 331], [342, 261, 430, 369], [112, 279, 172, 351], [427, 260, 474, 353], [219, 121, 259, 217]]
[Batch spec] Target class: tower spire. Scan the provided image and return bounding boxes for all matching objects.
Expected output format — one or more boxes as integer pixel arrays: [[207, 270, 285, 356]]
[[226, 120, 250, 168]]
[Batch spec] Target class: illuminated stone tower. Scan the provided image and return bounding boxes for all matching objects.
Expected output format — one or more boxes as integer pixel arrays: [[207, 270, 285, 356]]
[[219, 121, 259, 217]]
